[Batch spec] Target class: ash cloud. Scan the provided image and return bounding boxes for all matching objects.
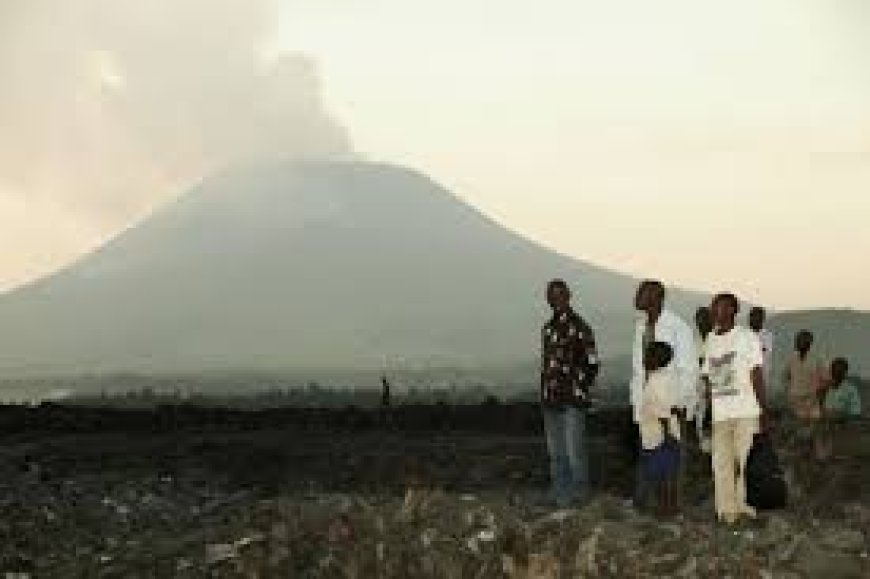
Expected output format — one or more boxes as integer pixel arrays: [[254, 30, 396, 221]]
[[0, 0, 352, 231]]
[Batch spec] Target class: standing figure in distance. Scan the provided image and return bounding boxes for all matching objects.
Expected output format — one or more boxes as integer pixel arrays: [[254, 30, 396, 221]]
[[748, 307, 775, 400], [819, 357, 862, 460], [782, 330, 827, 458]]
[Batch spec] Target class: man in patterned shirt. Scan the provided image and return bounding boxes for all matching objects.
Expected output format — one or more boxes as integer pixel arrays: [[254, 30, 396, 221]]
[[540, 279, 600, 507]]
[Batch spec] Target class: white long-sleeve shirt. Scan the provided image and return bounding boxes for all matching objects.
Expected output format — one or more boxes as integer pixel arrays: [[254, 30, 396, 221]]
[[630, 309, 699, 423]]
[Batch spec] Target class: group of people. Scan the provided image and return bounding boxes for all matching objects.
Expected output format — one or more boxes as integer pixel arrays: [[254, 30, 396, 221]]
[[539, 278, 862, 523]]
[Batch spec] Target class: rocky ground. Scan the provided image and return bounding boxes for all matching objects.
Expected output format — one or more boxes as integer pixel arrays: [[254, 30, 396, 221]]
[[0, 405, 867, 578]]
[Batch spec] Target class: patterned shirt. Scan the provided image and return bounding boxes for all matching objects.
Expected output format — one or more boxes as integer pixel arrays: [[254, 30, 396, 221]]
[[540, 308, 600, 408]]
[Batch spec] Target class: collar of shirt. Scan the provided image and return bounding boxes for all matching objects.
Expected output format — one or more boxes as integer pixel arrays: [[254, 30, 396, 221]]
[[548, 308, 577, 325]]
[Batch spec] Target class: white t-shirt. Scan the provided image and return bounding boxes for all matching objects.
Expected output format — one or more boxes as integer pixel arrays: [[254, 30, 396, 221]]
[[639, 369, 681, 450], [702, 326, 763, 422]]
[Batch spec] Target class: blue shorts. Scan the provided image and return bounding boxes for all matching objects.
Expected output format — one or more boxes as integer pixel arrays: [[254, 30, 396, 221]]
[[641, 438, 681, 483]]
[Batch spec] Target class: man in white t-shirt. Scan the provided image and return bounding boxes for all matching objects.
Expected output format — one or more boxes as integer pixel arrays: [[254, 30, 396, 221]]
[[701, 293, 769, 525]]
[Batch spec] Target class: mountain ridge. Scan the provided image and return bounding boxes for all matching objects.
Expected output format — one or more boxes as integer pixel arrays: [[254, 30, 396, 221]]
[[2, 160, 865, 384]]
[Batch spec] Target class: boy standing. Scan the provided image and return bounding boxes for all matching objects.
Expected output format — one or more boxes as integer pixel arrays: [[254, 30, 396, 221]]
[[820, 358, 862, 460], [639, 341, 681, 517], [824, 358, 862, 419], [702, 293, 768, 525], [540, 279, 600, 507]]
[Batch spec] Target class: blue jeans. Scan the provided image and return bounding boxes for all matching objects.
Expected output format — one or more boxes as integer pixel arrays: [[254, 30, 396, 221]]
[[542, 406, 590, 506]]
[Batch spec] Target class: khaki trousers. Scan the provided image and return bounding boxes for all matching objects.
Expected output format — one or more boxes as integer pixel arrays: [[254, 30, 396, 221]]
[[711, 417, 759, 519]]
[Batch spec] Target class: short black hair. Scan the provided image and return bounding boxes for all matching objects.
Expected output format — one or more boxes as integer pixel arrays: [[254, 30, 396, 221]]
[[831, 357, 849, 375], [712, 292, 740, 312], [749, 306, 765, 317], [547, 279, 569, 292], [645, 341, 674, 371], [796, 329, 814, 341], [639, 279, 666, 301]]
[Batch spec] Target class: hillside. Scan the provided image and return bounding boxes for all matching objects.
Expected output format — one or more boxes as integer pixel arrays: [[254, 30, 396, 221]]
[[770, 309, 870, 377], [0, 160, 706, 383]]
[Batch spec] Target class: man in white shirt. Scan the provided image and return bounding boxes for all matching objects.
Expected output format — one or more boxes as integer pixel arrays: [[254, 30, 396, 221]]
[[748, 307, 774, 394], [702, 293, 769, 525], [630, 280, 698, 508], [694, 306, 714, 450]]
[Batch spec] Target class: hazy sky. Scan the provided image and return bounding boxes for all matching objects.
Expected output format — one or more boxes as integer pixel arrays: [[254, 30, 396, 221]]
[[2, 0, 869, 310], [277, 0, 870, 310]]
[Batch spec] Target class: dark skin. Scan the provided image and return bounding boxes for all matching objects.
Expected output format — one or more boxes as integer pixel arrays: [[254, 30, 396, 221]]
[[818, 360, 849, 460], [821, 360, 849, 410], [795, 332, 813, 361], [635, 283, 664, 325], [695, 307, 713, 340], [696, 308, 713, 377], [381, 376, 391, 405], [638, 284, 684, 422], [547, 284, 571, 314], [748, 308, 765, 332], [707, 297, 769, 431], [544, 284, 572, 385], [643, 350, 678, 518], [830, 362, 848, 388], [792, 331, 828, 412]]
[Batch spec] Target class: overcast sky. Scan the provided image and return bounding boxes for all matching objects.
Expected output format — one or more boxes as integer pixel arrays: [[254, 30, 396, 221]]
[[2, 0, 869, 310]]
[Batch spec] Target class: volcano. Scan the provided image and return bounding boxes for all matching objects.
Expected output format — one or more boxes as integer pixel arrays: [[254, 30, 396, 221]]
[[0, 161, 705, 379]]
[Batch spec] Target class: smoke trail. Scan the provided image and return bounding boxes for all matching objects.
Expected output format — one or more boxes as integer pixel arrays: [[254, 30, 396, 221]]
[[0, 0, 352, 287]]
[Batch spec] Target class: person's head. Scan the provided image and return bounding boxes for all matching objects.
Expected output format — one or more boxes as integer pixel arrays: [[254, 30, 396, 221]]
[[635, 280, 665, 315], [644, 341, 674, 373], [830, 357, 849, 385], [546, 279, 571, 313], [794, 330, 813, 355], [749, 307, 766, 332], [695, 306, 713, 336], [710, 293, 740, 332]]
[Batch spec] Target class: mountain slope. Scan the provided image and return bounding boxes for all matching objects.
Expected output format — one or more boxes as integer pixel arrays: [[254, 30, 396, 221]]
[[0, 161, 707, 378]]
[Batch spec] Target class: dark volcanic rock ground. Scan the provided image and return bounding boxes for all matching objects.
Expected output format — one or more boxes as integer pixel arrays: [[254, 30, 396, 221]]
[[0, 404, 867, 578]]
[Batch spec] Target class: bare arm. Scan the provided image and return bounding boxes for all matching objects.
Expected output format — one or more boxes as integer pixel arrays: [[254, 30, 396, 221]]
[[815, 360, 830, 404], [659, 417, 673, 440], [702, 376, 712, 402]]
